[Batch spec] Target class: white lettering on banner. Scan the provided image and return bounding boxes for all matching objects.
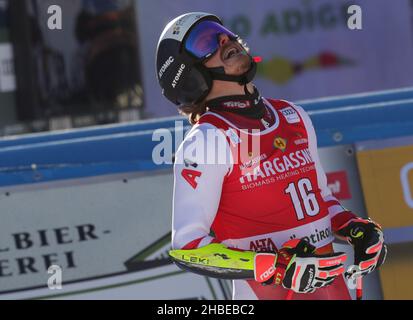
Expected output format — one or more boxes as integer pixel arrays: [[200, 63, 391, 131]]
[[141, 1, 413, 119], [158, 56, 174, 79], [400, 162, 413, 209], [172, 64, 186, 88]]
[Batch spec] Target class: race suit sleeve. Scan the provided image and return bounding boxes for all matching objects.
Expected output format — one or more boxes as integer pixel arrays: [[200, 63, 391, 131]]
[[172, 122, 233, 250], [292, 103, 358, 232]]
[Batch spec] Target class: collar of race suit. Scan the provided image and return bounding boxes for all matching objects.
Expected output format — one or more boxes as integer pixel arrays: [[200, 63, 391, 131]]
[[205, 85, 266, 119]]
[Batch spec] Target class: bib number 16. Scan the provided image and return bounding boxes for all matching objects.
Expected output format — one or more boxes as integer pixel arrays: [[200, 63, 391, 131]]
[[285, 178, 320, 220]]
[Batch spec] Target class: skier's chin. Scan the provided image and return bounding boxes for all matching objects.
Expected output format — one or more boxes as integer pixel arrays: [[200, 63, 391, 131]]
[[224, 54, 251, 76]]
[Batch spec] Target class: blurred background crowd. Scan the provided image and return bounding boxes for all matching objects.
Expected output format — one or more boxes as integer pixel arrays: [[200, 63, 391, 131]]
[[0, 0, 412, 135]]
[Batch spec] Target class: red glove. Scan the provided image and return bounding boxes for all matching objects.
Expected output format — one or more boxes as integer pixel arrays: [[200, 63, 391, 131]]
[[254, 239, 347, 293]]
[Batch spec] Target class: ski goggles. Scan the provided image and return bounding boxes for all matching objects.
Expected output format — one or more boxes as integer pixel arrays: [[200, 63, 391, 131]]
[[184, 20, 238, 60]]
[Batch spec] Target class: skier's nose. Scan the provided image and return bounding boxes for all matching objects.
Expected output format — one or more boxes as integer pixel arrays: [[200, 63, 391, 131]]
[[218, 34, 230, 47]]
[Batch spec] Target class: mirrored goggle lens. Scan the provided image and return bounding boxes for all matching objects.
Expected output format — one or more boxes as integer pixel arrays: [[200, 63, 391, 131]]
[[184, 20, 237, 59]]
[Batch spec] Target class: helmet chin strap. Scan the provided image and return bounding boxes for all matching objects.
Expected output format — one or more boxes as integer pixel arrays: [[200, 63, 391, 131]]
[[206, 57, 257, 86]]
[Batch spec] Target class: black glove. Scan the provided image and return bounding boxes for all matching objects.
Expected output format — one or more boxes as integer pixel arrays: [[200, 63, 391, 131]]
[[336, 218, 387, 276]]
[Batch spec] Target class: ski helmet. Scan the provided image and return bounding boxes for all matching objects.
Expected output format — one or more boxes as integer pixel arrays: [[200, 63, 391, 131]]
[[156, 12, 257, 106]]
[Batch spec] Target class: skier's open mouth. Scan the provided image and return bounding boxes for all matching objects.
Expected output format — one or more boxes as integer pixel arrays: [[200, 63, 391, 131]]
[[223, 46, 242, 61]]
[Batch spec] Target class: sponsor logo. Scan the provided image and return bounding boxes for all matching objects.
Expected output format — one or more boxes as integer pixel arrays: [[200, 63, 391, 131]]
[[294, 138, 308, 145], [250, 238, 277, 252], [273, 137, 287, 152], [322, 258, 344, 267], [326, 171, 351, 200], [289, 227, 332, 246], [239, 153, 268, 171], [304, 267, 315, 290], [213, 253, 230, 260], [172, 64, 186, 88], [158, 56, 174, 79], [350, 227, 364, 239], [274, 271, 283, 285], [172, 26, 180, 35], [260, 265, 275, 281], [241, 177, 278, 191], [173, 15, 203, 35], [173, 17, 188, 34], [181, 255, 209, 265], [240, 148, 315, 186], [222, 101, 251, 108], [280, 107, 300, 124]]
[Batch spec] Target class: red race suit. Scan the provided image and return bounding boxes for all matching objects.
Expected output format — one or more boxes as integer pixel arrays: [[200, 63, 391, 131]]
[[172, 98, 356, 300]]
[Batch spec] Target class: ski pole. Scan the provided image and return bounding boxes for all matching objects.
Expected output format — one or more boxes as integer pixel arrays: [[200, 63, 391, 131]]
[[345, 265, 363, 300], [356, 276, 363, 300]]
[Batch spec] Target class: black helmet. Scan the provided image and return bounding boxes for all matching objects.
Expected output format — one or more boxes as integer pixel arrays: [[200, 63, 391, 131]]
[[156, 12, 257, 106]]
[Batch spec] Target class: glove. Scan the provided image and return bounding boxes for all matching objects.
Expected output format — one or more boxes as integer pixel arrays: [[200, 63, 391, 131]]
[[254, 239, 347, 293], [336, 218, 387, 276]]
